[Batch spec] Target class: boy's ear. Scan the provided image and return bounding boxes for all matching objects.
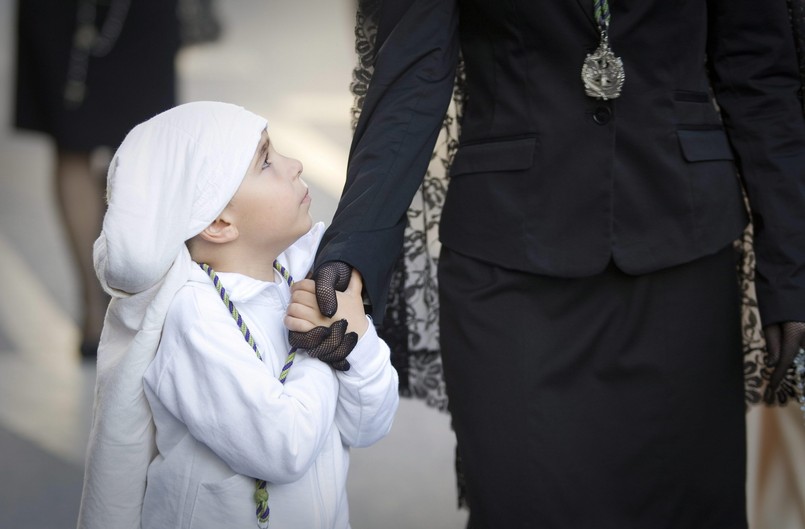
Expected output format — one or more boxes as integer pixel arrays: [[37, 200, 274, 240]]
[[199, 216, 238, 244]]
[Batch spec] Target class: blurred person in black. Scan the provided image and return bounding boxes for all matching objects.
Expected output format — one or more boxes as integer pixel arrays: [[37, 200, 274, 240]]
[[14, 0, 180, 358]]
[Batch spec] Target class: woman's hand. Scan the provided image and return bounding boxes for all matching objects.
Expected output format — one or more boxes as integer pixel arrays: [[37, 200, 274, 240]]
[[284, 270, 368, 371], [763, 321, 805, 403]]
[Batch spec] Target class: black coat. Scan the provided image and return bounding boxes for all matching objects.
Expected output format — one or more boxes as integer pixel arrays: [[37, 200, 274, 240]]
[[317, 0, 805, 326]]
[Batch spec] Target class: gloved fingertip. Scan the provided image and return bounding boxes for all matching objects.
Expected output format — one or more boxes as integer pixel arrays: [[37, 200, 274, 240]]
[[321, 304, 337, 318], [763, 385, 776, 405], [343, 331, 358, 349], [333, 359, 351, 371]]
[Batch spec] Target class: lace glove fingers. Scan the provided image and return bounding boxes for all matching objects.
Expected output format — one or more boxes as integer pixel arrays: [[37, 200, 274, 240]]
[[288, 325, 330, 350], [316, 331, 356, 372], [288, 319, 354, 371], [763, 321, 805, 403], [312, 261, 353, 317]]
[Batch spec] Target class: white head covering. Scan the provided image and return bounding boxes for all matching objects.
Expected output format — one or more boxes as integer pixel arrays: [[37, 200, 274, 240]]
[[78, 101, 267, 529]]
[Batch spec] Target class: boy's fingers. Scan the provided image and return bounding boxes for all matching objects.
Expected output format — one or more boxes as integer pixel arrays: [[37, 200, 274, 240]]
[[291, 278, 316, 294], [283, 315, 316, 333], [285, 301, 321, 322], [290, 288, 319, 308]]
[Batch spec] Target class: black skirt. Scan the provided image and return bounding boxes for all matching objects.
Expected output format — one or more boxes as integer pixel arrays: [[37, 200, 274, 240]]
[[14, 0, 180, 151], [439, 245, 747, 529]]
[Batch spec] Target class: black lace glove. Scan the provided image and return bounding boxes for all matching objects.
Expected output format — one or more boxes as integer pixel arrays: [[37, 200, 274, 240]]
[[763, 321, 805, 403], [289, 319, 355, 371], [312, 261, 353, 317], [287, 261, 356, 371]]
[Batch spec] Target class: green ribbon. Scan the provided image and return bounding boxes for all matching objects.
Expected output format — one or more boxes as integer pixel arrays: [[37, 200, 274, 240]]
[[594, 0, 611, 30]]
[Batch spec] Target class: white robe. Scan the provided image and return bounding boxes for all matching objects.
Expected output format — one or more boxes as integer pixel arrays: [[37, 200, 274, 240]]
[[141, 224, 399, 529], [79, 102, 271, 529]]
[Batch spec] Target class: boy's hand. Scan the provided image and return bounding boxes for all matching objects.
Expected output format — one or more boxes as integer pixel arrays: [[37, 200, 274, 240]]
[[285, 270, 368, 338], [285, 270, 368, 371]]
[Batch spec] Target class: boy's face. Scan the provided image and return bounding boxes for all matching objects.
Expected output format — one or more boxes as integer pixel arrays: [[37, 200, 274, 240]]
[[228, 130, 313, 252]]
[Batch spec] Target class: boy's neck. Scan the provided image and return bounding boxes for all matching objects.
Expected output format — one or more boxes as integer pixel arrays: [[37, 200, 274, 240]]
[[194, 246, 283, 283], [208, 261, 281, 282]]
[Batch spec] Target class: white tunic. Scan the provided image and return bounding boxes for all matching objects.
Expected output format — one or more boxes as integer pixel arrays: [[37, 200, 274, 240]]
[[141, 226, 399, 529]]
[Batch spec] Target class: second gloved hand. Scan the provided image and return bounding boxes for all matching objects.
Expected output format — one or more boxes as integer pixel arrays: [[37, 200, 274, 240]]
[[289, 320, 355, 371]]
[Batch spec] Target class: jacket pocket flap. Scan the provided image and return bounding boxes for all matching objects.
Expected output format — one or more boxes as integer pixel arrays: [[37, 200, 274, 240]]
[[451, 137, 537, 177], [677, 129, 734, 162]]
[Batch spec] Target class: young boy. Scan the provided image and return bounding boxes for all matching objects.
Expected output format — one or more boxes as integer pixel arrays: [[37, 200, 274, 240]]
[[77, 101, 399, 529]]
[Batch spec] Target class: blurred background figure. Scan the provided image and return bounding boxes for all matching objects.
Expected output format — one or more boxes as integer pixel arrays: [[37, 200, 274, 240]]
[[13, 0, 181, 358]]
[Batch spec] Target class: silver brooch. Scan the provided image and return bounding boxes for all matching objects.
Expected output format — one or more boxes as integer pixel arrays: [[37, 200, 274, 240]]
[[581, 35, 625, 100]]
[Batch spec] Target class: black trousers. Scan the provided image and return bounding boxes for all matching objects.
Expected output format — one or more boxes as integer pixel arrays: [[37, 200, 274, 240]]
[[439, 245, 747, 529]]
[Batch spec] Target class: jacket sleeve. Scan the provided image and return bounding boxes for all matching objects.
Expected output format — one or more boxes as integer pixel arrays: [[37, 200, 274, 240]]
[[334, 320, 400, 447], [315, 0, 460, 321], [145, 294, 338, 485], [707, 0, 805, 325]]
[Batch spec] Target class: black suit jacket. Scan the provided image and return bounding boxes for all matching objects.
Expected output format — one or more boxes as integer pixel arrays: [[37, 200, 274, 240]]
[[317, 0, 805, 325]]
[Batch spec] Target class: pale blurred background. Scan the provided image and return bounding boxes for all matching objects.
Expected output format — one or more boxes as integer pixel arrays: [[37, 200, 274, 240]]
[[0, 1, 468, 527]]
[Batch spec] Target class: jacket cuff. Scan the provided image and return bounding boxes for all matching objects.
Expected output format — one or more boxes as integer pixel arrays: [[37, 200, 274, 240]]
[[754, 273, 805, 326], [315, 222, 406, 322]]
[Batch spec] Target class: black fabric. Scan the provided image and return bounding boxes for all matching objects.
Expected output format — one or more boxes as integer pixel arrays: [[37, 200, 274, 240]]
[[791, 0, 805, 101], [14, 0, 179, 151], [438, 245, 747, 529]]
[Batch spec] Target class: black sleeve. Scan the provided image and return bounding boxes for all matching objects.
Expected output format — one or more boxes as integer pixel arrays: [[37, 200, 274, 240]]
[[708, 0, 805, 325], [315, 0, 460, 321]]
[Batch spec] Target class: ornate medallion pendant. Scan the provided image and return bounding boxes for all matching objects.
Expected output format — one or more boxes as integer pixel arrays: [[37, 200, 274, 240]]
[[581, 35, 625, 100]]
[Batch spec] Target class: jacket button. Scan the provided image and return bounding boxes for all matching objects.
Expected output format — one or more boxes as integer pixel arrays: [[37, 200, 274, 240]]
[[593, 106, 612, 125]]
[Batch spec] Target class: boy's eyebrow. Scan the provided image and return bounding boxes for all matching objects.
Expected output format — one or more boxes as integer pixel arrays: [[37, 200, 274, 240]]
[[255, 136, 270, 165]]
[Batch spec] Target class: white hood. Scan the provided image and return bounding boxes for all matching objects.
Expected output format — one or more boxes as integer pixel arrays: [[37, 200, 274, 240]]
[[78, 101, 267, 529]]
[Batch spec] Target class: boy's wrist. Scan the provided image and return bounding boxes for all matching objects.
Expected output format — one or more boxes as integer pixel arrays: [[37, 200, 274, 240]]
[[349, 314, 369, 338]]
